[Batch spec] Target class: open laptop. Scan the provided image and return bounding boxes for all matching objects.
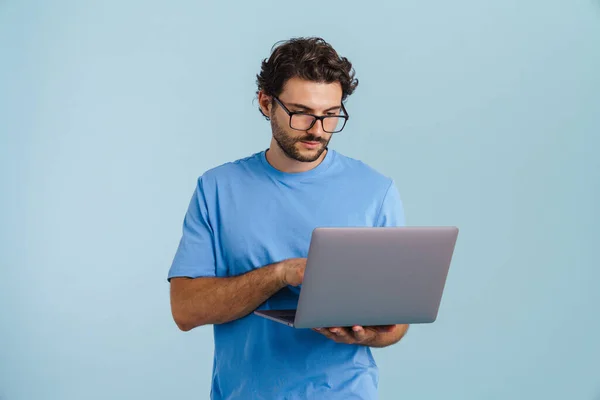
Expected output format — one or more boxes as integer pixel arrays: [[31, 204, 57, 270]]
[[254, 226, 459, 328]]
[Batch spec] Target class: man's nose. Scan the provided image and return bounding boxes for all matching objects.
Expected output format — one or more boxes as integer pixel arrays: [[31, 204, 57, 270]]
[[306, 118, 325, 136]]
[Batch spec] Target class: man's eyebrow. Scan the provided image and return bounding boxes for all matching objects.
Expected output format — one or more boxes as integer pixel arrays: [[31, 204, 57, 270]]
[[288, 103, 342, 112]]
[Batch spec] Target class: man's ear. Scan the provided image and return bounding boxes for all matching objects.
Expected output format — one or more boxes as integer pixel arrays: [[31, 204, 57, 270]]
[[258, 91, 272, 120]]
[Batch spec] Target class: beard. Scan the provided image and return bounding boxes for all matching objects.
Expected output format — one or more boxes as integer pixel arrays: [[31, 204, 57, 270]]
[[270, 117, 331, 163]]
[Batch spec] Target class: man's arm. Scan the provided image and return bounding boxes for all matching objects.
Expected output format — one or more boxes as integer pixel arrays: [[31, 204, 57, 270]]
[[170, 258, 305, 331]]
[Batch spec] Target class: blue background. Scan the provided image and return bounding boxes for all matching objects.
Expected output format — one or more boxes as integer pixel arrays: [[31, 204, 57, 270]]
[[1, 1, 599, 399]]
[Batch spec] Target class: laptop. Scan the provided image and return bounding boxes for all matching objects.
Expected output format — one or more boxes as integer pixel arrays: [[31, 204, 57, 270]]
[[254, 226, 459, 328]]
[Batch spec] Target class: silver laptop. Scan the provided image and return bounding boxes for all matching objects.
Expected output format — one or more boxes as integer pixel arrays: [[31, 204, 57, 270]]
[[254, 226, 459, 328]]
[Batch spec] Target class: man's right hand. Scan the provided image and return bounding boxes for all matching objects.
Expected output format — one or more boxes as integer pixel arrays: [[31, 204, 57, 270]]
[[277, 258, 307, 287]]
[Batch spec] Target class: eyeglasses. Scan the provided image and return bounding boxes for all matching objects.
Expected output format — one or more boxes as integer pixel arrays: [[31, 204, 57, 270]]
[[272, 96, 349, 133]]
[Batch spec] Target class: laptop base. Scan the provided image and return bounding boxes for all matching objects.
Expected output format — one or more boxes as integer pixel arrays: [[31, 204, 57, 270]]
[[254, 309, 297, 327]]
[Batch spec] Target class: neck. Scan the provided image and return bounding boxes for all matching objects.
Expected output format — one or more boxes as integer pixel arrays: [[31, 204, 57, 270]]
[[265, 138, 328, 173]]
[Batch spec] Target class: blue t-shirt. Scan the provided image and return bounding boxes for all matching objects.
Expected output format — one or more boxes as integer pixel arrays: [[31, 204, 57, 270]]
[[168, 149, 405, 400]]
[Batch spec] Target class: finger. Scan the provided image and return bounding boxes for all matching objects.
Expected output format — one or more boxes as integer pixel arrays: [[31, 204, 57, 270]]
[[353, 325, 378, 342], [341, 327, 356, 343], [332, 327, 355, 343], [314, 328, 336, 341], [328, 327, 350, 336], [351, 325, 368, 341]]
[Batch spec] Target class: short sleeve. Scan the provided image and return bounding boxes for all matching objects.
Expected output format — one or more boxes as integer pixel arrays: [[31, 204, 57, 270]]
[[168, 178, 216, 281], [374, 180, 406, 227]]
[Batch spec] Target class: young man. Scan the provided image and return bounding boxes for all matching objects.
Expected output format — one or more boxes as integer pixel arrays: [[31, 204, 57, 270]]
[[168, 37, 409, 400]]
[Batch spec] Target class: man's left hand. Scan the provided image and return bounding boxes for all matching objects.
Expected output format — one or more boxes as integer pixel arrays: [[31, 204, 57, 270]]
[[313, 325, 404, 346]]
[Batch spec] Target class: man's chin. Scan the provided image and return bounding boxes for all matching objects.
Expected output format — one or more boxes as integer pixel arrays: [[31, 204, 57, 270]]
[[294, 145, 325, 162]]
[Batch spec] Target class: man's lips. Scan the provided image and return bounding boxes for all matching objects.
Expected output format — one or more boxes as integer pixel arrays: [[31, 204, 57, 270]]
[[300, 140, 321, 149]]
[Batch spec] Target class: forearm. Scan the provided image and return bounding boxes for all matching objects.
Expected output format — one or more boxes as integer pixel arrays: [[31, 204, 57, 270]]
[[364, 324, 409, 348], [170, 263, 286, 330]]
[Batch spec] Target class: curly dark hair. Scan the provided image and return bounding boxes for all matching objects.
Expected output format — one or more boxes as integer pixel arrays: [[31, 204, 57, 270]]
[[256, 37, 359, 119]]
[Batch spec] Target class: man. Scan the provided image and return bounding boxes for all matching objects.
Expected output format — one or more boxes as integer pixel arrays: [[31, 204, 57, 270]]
[[168, 37, 409, 399]]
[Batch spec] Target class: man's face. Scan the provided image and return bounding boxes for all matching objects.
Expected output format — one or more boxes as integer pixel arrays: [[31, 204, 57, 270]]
[[269, 77, 343, 163]]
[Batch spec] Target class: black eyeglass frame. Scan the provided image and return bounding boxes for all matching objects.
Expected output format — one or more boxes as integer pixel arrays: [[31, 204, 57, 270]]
[[271, 96, 349, 133]]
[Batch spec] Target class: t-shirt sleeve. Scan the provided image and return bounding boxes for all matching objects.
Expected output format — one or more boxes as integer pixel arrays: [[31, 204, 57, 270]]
[[375, 180, 406, 227], [168, 178, 216, 281]]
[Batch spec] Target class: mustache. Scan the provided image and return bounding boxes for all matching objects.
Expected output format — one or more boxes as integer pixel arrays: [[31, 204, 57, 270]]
[[297, 136, 326, 143]]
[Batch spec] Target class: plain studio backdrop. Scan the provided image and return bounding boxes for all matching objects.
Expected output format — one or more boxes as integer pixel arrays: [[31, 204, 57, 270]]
[[1, 1, 599, 399]]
